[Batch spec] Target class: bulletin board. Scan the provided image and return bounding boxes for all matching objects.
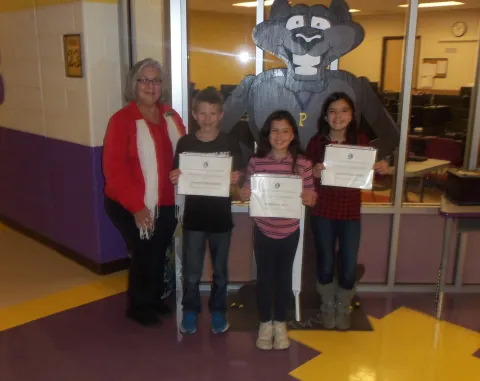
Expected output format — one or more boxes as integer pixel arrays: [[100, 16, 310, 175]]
[[422, 58, 448, 78]]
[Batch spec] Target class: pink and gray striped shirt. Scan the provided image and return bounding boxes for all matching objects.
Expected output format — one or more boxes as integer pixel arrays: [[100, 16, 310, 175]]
[[245, 153, 315, 239]]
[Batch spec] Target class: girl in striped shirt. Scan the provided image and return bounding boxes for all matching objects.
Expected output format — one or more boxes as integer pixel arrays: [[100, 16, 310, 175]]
[[239, 110, 316, 351]]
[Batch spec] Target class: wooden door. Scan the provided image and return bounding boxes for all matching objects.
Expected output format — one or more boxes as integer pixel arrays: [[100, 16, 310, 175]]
[[382, 37, 421, 92]]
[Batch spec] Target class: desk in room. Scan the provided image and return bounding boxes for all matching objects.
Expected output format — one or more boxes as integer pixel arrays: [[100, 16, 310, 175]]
[[389, 159, 450, 202], [436, 197, 480, 319]]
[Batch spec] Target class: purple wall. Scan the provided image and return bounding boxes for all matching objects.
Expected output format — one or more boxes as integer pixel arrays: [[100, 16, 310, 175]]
[[359, 214, 392, 283], [397, 214, 457, 284], [463, 232, 480, 284], [0, 126, 128, 265]]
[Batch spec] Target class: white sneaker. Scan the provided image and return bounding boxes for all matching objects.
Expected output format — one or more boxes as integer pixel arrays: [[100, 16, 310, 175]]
[[273, 321, 290, 350], [256, 321, 273, 350]]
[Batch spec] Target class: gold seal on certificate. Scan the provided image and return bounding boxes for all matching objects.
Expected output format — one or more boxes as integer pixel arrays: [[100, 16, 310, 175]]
[[178, 152, 232, 197], [249, 174, 303, 219], [321, 144, 377, 190]]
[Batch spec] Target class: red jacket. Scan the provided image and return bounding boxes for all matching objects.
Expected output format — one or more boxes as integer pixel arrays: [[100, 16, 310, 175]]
[[103, 102, 186, 213]]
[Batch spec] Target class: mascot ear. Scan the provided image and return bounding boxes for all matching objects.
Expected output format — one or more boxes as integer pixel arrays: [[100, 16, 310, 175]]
[[270, 0, 290, 20], [329, 0, 352, 23]]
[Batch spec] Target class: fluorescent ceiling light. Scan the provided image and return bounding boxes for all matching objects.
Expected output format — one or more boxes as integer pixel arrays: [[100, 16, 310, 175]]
[[233, 1, 275, 6], [233, 1, 360, 12], [398, 1, 465, 8]]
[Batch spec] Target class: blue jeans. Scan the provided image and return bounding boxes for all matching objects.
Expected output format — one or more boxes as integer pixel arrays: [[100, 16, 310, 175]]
[[310, 215, 361, 290], [181, 230, 232, 313]]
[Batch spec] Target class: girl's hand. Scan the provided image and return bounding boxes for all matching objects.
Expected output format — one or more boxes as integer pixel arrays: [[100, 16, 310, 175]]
[[239, 186, 251, 202], [373, 160, 389, 175], [134, 207, 153, 230], [313, 163, 326, 178], [301, 190, 317, 207], [231, 171, 241, 185], [169, 169, 181, 185]]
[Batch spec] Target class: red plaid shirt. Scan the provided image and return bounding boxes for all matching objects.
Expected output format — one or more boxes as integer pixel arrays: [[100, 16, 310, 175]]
[[305, 133, 371, 220]]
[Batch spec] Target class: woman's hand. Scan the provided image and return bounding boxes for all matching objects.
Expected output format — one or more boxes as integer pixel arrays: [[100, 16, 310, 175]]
[[169, 169, 181, 185], [134, 207, 153, 230], [301, 190, 317, 207], [239, 186, 251, 202], [373, 160, 389, 175], [231, 171, 241, 185], [313, 163, 326, 178]]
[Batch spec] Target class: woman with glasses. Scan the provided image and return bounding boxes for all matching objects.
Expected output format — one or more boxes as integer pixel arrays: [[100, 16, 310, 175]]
[[103, 58, 186, 327]]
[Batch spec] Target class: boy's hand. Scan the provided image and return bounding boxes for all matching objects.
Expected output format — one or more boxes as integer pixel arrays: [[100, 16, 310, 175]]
[[313, 163, 325, 178], [239, 186, 251, 202], [169, 169, 181, 185], [373, 160, 389, 175], [301, 190, 317, 207], [231, 171, 241, 185]]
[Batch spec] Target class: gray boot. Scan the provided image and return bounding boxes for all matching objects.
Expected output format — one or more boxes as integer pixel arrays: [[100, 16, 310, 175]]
[[335, 286, 356, 330], [316, 282, 335, 329]]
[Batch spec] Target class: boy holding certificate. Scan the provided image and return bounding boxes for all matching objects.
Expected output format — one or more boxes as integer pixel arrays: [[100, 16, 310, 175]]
[[169, 87, 242, 335], [306, 92, 390, 331]]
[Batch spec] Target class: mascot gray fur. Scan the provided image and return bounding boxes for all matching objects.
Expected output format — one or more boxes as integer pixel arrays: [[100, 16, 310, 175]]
[[221, 0, 399, 157]]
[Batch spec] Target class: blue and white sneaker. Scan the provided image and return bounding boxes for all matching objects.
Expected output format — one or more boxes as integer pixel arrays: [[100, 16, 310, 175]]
[[211, 312, 229, 334], [180, 311, 197, 334]]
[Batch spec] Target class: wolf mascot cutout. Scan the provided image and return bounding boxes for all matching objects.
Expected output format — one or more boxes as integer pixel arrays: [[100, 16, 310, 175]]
[[222, 0, 399, 157], [221, 0, 399, 310]]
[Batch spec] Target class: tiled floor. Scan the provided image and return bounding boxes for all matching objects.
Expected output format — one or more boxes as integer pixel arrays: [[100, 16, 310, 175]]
[[1, 223, 480, 381]]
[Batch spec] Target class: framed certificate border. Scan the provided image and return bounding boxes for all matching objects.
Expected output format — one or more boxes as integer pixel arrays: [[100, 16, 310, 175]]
[[63, 34, 83, 78], [250, 173, 303, 219], [322, 144, 377, 190], [177, 152, 233, 198]]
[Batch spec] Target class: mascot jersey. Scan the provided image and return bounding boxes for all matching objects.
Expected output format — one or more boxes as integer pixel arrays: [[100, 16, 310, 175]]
[[221, 0, 400, 161]]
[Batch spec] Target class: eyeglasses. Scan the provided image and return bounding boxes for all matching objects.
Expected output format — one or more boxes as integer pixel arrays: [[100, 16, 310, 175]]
[[137, 77, 162, 86]]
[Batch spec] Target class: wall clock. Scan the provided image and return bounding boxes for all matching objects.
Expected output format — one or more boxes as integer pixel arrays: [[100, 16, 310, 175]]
[[452, 21, 467, 37]]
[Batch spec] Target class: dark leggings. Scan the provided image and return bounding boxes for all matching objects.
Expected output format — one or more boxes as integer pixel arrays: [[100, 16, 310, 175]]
[[254, 225, 299, 322]]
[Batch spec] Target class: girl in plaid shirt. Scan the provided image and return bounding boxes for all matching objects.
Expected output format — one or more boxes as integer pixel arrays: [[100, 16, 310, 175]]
[[306, 92, 389, 330], [239, 110, 316, 351]]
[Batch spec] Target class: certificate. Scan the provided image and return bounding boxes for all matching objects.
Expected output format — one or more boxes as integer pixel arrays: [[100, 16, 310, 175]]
[[249, 174, 303, 219], [322, 144, 377, 190], [178, 152, 232, 197]]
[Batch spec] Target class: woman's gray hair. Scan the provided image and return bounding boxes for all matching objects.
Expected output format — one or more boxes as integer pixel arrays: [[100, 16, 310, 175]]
[[124, 58, 166, 103]]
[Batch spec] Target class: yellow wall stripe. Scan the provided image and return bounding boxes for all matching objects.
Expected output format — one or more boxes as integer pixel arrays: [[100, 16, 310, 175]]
[[0, 0, 117, 13]]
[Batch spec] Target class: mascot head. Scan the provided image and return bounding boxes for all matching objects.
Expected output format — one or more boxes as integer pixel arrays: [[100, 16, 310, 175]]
[[253, 0, 364, 88]]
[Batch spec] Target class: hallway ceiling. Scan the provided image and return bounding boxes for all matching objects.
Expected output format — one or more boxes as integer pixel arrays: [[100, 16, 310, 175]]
[[188, 0, 480, 16]]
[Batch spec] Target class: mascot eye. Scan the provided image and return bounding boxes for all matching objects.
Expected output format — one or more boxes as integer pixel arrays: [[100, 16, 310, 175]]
[[286, 15, 305, 30], [311, 17, 331, 31]]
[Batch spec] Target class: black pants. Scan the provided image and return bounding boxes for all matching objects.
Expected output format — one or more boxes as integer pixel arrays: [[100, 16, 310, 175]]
[[254, 225, 299, 322], [181, 229, 232, 313], [105, 197, 177, 315]]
